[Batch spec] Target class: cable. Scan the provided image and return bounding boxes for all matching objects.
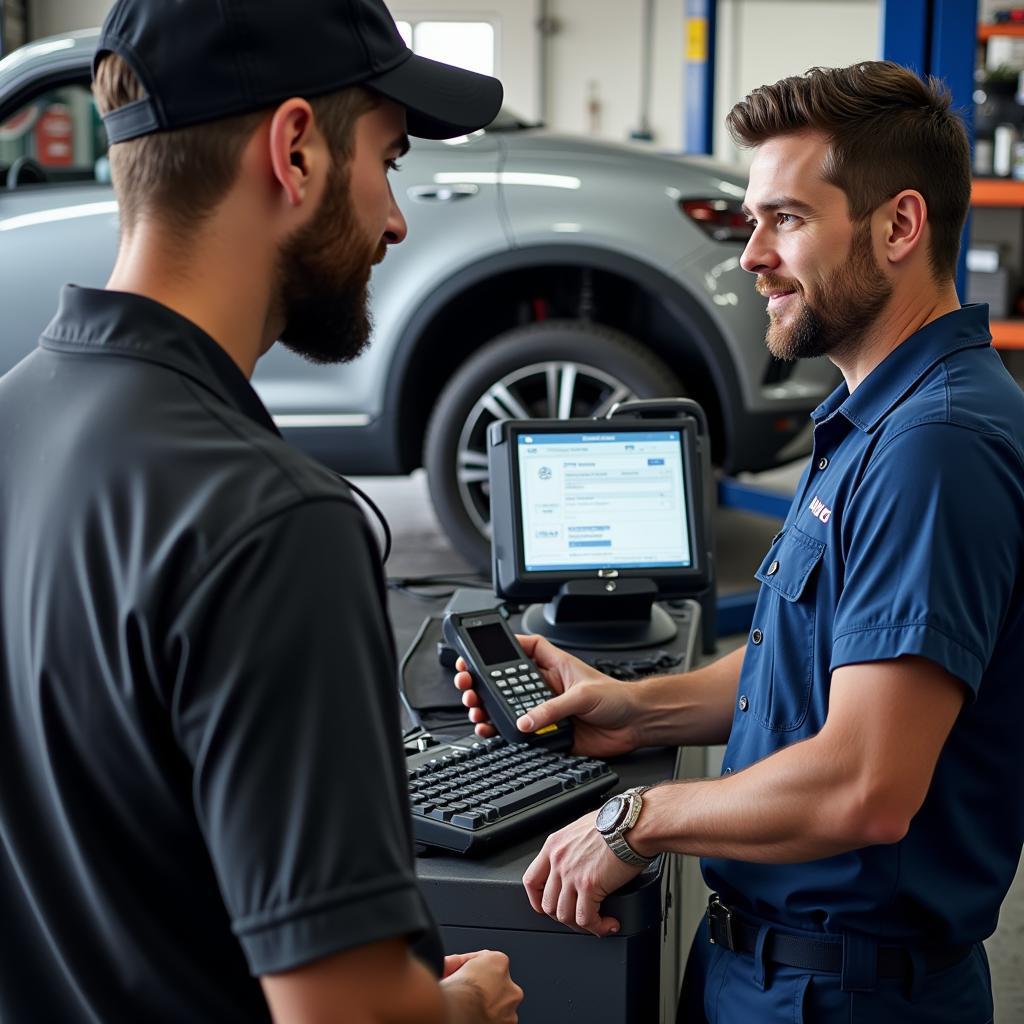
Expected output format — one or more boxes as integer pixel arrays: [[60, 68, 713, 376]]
[[333, 474, 393, 565], [396, 612, 435, 732], [387, 572, 489, 600]]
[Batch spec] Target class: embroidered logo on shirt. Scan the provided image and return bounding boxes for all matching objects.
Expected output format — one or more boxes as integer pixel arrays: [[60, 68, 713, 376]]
[[808, 496, 832, 523]]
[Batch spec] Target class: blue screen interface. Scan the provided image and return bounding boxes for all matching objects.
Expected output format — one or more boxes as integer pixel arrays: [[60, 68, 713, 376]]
[[516, 431, 691, 572]]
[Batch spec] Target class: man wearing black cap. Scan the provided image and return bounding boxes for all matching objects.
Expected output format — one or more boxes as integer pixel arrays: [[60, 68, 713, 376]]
[[0, 1, 521, 1022]]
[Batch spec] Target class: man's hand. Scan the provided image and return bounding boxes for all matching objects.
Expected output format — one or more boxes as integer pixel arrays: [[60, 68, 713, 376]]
[[522, 811, 644, 937], [453, 633, 642, 758], [440, 949, 523, 1024]]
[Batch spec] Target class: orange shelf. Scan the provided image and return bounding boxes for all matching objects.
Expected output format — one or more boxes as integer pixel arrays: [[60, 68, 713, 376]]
[[979, 23, 1024, 41], [990, 320, 1024, 349], [972, 179, 1024, 206]]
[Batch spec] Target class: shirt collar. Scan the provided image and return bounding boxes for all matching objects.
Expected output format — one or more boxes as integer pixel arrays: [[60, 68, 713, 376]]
[[40, 285, 279, 436], [811, 304, 992, 432]]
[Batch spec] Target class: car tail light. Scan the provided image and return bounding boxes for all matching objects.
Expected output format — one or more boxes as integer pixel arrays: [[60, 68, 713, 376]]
[[678, 199, 753, 243]]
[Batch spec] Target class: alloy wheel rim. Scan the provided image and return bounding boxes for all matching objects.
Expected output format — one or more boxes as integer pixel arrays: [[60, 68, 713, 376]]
[[454, 360, 635, 537]]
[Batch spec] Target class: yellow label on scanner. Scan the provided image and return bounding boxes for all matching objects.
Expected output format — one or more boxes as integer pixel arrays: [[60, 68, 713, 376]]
[[536, 724, 559, 736]]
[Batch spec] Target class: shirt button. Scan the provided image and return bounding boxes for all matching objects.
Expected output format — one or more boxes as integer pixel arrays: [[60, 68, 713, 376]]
[[818, 457, 829, 470], [767, 560, 779, 576], [738, 695, 749, 712], [751, 628, 763, 645], [723, 767, 734, 775]]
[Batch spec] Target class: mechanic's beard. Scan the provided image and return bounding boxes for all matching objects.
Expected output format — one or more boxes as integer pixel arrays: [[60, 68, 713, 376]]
[[278, 167, 386, 366], [760, 222, 892, 362]]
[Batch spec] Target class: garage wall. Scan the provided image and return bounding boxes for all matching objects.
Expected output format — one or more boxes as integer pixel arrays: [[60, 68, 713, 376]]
[[390, 1, 539, 123], [713, 0, 881, 163], [545, 0, 685, 150], [30, 0, 110, 36], [27, 1, 942, 165], [541, 0, 879, 155]]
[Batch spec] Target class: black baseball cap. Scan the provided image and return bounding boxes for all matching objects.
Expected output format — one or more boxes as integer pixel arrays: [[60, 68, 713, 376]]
[[94, 0, 504, 145]]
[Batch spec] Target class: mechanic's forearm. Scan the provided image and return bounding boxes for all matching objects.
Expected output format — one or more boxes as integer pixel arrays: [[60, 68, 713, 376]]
[[630, 645, 743, 748], [630, 730, 896, 863]]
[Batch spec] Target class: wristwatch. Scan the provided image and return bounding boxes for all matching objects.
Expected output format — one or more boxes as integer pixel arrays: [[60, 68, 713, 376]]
[[595, 785, 656, 868]]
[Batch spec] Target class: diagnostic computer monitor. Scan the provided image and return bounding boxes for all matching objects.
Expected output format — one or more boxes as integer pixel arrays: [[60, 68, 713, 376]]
[[487, 416, 710, 647]]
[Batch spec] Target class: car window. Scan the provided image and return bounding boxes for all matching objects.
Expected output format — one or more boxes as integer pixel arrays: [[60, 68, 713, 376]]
[[0, 81, 108, 188]]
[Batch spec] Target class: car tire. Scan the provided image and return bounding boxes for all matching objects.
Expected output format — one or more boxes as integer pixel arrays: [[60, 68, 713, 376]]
[[423, 320, 684, 570]]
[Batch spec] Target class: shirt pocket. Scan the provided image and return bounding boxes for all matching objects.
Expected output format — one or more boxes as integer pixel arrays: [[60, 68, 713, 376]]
[[750, 525, 826, 731]]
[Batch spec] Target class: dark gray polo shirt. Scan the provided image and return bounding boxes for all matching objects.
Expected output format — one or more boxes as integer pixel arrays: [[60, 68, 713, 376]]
[[0, 286, 440, 1023]]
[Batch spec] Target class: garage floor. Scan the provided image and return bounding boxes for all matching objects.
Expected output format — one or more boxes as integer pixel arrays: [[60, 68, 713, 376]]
[[357, 465, 1023, 1021]]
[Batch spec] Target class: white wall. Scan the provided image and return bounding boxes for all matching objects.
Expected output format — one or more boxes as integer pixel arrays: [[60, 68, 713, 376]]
[[545, 0, 685, 151], [713, 0, 881, 163], [30, 0, 111, 36], [29, 0, 887, 162], [390, 2, 540, 121]]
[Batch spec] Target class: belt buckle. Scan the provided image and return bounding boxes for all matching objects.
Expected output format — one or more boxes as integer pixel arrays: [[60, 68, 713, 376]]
[[707, 895, 736, 950]]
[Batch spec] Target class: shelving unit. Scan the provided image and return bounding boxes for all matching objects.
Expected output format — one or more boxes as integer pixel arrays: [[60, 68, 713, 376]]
[[973, 24, 1024, 352], [978, 23, 1024, 43]]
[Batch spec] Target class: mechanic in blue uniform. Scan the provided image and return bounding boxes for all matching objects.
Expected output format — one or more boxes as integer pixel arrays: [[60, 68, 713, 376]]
[[456, 61, 1024, 1022]]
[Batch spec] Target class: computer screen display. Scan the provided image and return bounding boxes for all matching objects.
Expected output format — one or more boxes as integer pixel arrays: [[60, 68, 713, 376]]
[[488, 416, 709, 603], [515, 431, 692, 572]]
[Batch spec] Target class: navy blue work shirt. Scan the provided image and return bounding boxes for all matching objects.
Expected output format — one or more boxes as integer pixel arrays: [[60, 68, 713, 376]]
[[704, 304, 1024, 947]]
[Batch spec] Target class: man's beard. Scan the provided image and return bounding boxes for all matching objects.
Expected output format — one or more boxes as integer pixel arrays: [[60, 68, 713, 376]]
[[277, 163, 386, 365], [757, 221, 892, 362]]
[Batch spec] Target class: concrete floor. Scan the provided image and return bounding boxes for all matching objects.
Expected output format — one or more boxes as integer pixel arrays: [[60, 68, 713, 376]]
[[357, 465, 1023, 1021]]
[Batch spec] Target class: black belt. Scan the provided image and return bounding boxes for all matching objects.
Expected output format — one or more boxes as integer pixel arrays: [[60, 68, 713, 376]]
[[707, 896, 970, 979]]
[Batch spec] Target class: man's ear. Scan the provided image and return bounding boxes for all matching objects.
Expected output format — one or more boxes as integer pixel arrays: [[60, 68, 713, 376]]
[[267, 98, 321, 208], [882, 189, 927, 266]]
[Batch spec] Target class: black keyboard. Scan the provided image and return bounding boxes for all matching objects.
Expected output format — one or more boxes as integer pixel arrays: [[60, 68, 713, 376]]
[[408, 735, 618, 855]]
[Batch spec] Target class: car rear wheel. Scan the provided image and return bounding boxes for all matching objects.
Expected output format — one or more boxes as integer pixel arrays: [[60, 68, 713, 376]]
[[423, 320, 684, 569]]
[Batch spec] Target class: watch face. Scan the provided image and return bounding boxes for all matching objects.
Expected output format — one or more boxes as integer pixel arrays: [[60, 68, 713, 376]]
[[596, 796, 627, 834]]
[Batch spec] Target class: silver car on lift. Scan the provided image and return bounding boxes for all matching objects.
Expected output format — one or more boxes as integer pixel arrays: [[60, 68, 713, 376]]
[[0, 30, 836, 567]]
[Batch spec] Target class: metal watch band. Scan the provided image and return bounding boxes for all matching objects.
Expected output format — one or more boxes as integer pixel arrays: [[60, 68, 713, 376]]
[[600, 785, 656, 868]]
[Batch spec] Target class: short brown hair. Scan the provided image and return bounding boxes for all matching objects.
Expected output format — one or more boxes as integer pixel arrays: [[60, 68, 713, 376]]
[[726, 61, 970, 281], [93, 53, 379, 236]]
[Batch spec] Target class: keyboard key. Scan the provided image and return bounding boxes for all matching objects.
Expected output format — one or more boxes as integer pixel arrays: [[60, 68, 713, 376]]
[[486, 778, 564, 815], [451, 811, 486, 829]]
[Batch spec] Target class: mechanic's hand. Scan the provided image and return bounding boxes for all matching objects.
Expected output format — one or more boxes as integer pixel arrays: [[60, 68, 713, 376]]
[[523, 810, 643, 937], [440, 949, 523, 1024], [453, 633, 641, 759]]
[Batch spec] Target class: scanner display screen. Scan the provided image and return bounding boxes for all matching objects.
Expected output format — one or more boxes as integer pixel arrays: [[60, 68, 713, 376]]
[[466, 622, 519, 665], [516, 431, 692, 572]]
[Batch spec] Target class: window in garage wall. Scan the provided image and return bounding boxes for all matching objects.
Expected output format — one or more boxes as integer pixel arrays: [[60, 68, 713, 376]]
[[393, 15, 498, 78]]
